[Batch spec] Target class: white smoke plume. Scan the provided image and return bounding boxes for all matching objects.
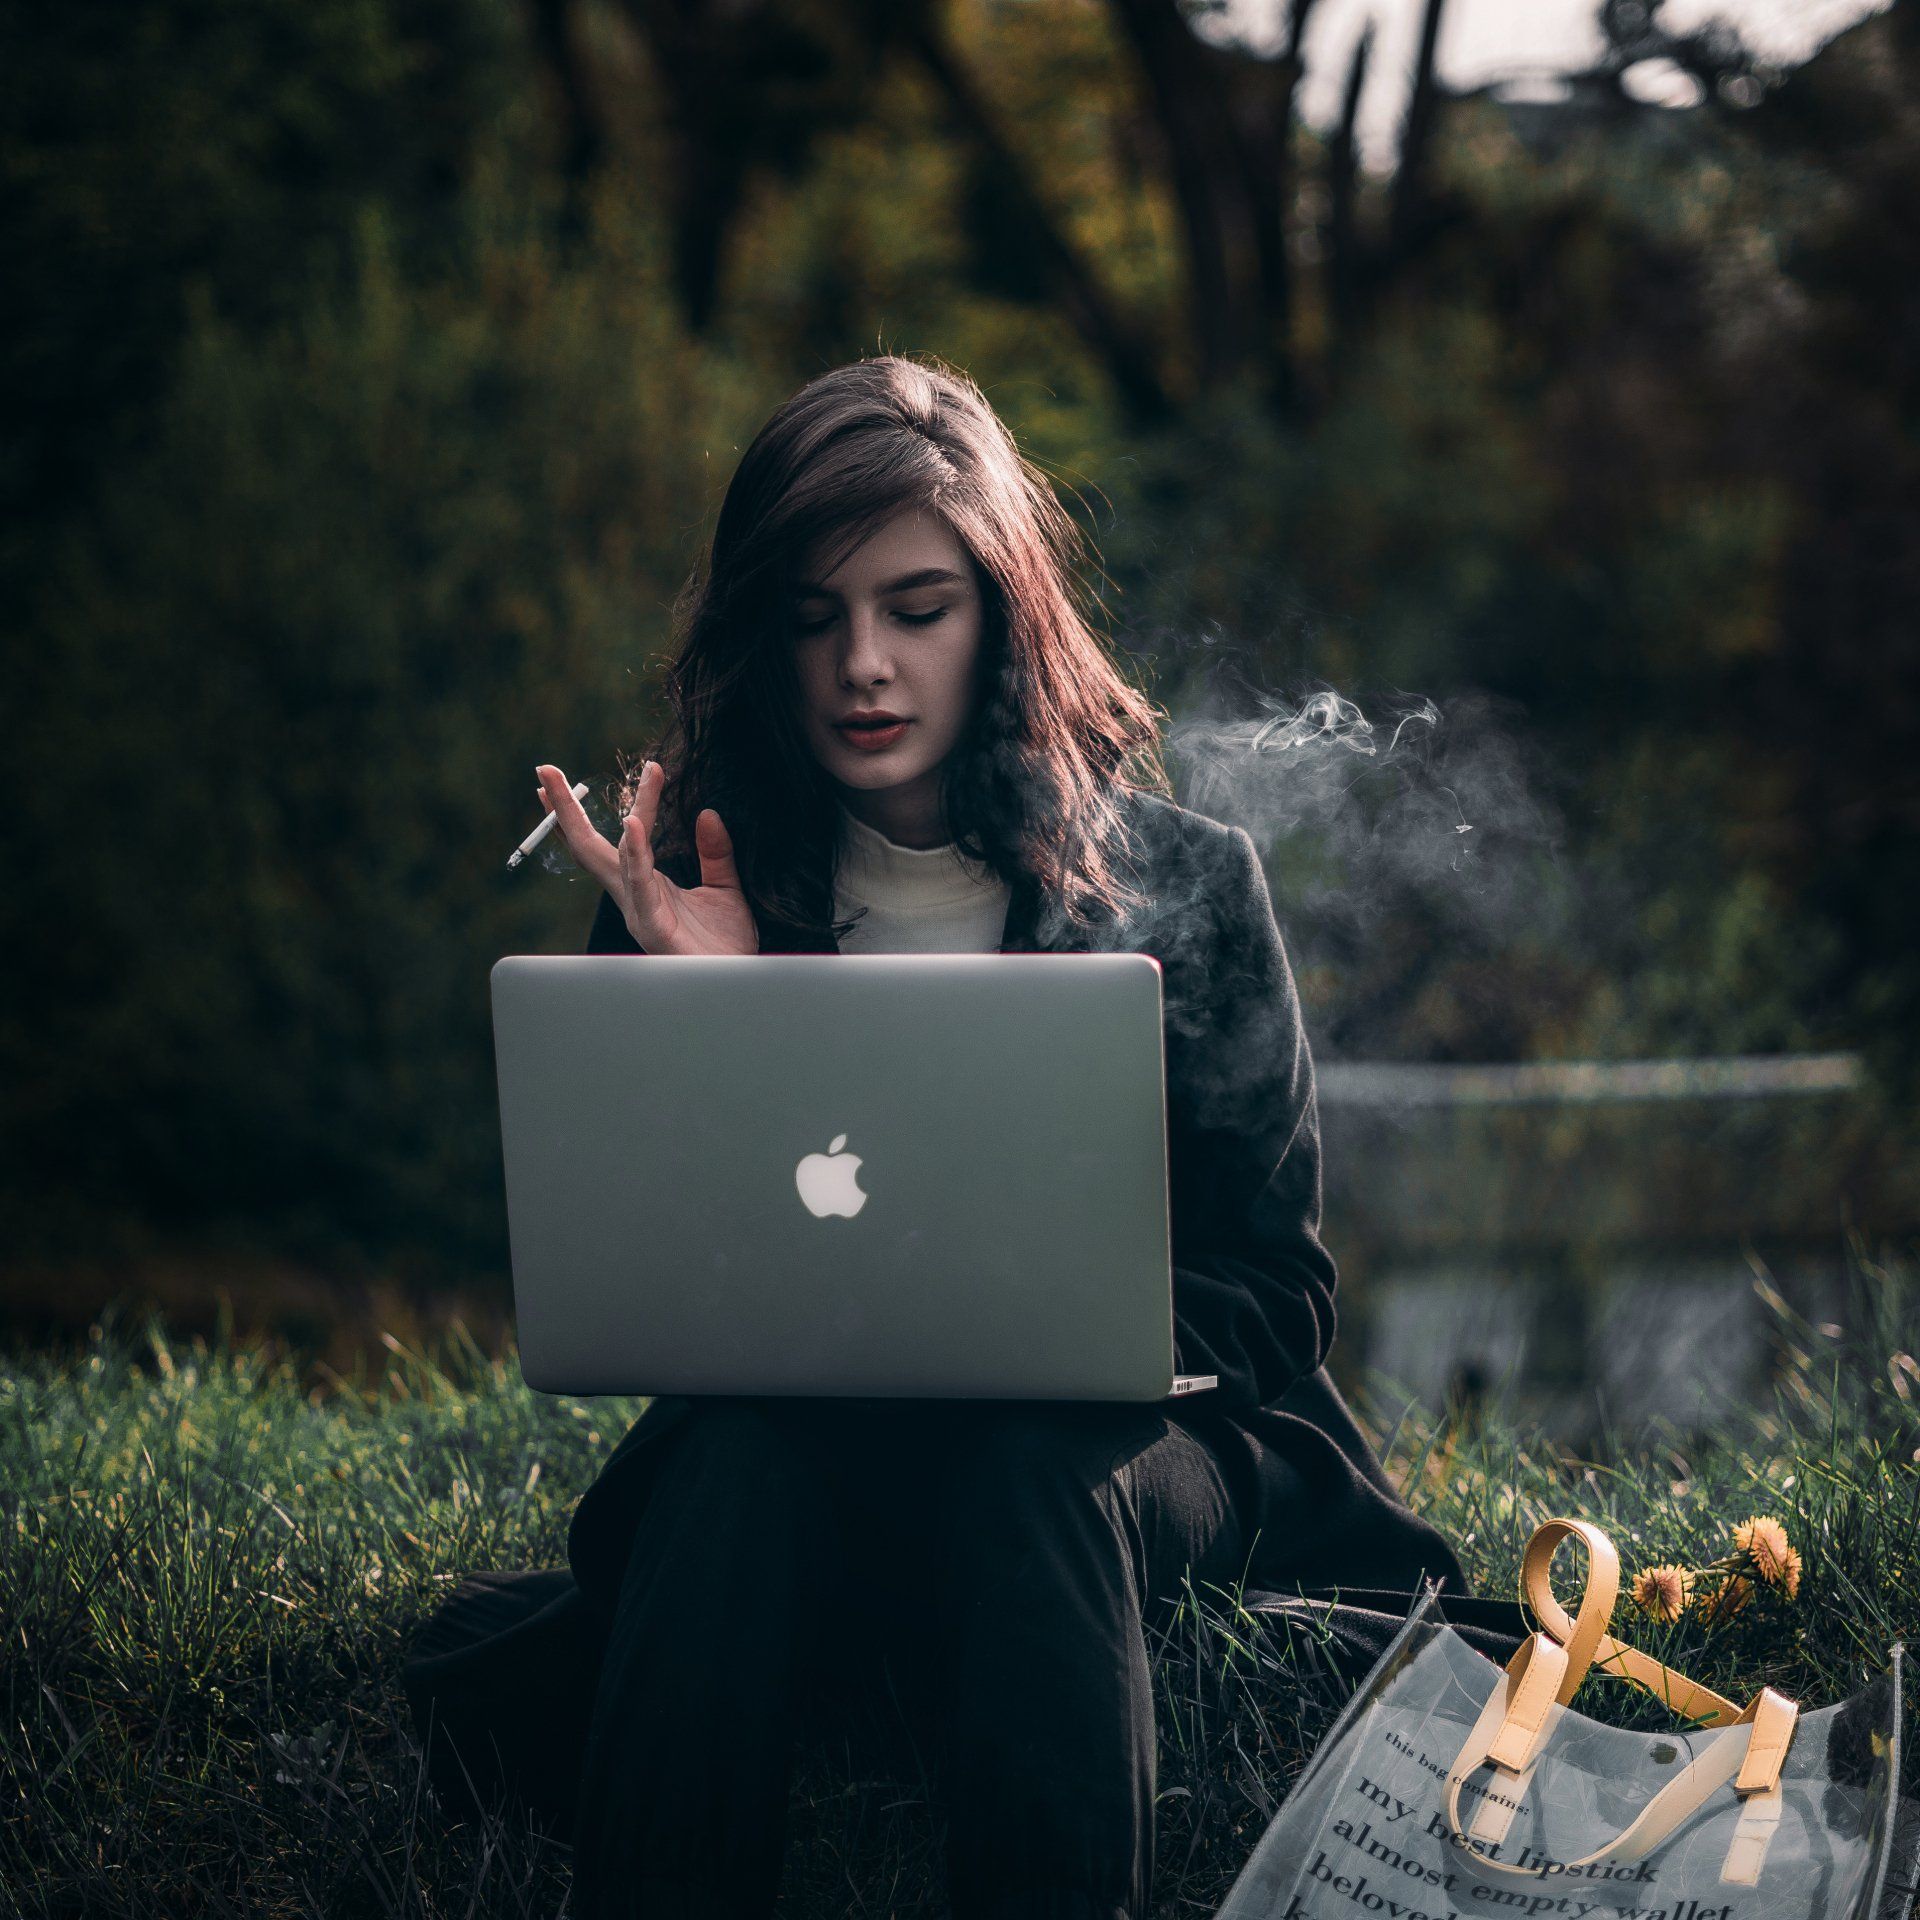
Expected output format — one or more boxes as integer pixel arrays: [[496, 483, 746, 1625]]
[[1165, 675, 1570, 944]]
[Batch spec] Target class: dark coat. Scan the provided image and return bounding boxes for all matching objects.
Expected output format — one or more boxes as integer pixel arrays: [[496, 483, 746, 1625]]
[[564, 785, 1469, 1608], [403, 786, 1502, 1833]]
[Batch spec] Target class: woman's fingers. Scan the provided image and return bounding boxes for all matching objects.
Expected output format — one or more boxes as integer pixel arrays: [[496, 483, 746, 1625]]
[[531, 759, 691, 950], [534, 764, 621, 893], [618, 762, 670, 946], [694, 807, 743, 893], [629, 758, 664, 845]]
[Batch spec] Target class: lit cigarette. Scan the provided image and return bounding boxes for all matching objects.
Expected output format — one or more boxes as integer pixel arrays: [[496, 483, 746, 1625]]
[[508, 781, 589, 869]]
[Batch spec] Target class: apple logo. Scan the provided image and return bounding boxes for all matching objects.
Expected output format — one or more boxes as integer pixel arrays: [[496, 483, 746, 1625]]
[[795, 1133, 868, 1219]]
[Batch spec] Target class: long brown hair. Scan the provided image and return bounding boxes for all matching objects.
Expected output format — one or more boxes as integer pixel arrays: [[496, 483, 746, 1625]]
[[611, 353, 1171, 944]]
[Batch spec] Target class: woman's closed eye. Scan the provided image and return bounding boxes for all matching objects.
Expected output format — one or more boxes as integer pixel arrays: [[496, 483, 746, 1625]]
[[794, 606, 951, 637]]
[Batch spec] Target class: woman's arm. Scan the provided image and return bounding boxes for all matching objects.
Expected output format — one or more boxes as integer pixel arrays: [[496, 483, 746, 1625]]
[[1164, 824, 1338, 1417]]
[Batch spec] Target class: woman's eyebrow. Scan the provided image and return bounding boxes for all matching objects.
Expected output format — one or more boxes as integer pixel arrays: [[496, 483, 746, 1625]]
[[793, 566, 970, 597]]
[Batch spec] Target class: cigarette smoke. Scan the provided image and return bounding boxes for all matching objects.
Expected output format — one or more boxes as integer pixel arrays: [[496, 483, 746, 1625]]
[[1161, 669, 1574, 1049], [534, 791, 627, 878]]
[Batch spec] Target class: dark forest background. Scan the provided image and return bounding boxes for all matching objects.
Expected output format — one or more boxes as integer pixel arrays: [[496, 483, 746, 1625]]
[[5, 0, 1916, 1328]]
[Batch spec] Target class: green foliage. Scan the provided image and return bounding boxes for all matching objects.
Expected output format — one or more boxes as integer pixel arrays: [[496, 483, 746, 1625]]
[[0, 0, 520, 522], [2, 178, 775, 1274], [0, 1304, 620, 1913], [6, 0, 1918, 1279], [1, 1249, 1912, 1913]]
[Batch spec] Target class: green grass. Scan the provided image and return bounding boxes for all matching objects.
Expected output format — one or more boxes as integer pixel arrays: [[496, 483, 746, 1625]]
[[2, 1248, 1915, 1917]]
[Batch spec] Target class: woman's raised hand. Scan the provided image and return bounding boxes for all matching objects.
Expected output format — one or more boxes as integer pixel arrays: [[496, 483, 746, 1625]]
[[534, 762, 760, 956]]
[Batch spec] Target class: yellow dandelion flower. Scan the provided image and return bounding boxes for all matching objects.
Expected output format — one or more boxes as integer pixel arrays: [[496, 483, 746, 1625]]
[[1696, 1574, 1753, 1625], [1733, 1515, 1794, 1585], [1631, 1564, 1696, 1624], [1779, 1544, 1802, 1600]]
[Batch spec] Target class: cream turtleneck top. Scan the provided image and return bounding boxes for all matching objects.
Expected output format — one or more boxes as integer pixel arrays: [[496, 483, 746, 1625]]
[[831, 802, 1013, 953]]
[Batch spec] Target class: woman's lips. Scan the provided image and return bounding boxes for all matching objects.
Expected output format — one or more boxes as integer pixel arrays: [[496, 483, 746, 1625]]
[[837, 719, 912, 751]]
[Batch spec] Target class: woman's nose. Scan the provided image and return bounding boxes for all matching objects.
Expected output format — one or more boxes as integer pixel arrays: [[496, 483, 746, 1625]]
[[838, 607, 893, 688]]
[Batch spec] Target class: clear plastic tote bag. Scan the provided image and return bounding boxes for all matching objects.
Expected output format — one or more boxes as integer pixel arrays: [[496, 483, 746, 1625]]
[[1216, 1518, 1917, 1920]]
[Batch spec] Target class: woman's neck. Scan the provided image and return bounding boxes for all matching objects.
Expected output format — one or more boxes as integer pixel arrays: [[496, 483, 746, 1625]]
[[834, 770, 948, 848]]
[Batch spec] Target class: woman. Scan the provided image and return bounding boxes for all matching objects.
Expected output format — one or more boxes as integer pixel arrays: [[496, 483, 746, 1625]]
[[412, 354, 1473, 1919]]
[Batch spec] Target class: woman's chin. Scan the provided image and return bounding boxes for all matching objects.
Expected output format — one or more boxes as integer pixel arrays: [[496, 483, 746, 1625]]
[[828, 750, 932, 790]]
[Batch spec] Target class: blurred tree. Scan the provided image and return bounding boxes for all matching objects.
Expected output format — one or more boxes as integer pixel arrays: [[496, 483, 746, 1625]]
[[0, 0, 517, 532], [607, 0, 890, 328], [522, 0, 1178, 415], [6, 0, 1916, 1300], [1087, 3, 1914, 1102], [1102, 0, 1322, 407], [1705, 2, 1920, 1101], [1, 155, 773, 1279]]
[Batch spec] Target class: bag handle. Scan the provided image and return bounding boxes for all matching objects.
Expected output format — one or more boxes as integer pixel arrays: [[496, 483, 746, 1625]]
[[1444, 1674, 1799, 1880], [1512, 1518, 1750, 1731], [1442, 1518, 1800, 1884], [1514, 1520, 1617, 1714]]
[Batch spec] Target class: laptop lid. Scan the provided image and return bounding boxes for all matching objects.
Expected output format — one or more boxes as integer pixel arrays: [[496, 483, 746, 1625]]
[[490, 952, 1212, 1401]]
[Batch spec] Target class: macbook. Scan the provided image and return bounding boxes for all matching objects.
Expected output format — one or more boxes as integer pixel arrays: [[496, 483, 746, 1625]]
[[490, 952, 1216, 1402]]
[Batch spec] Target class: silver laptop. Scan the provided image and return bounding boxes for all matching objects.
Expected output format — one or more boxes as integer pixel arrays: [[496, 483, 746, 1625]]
[[489, 952, 1216, 1402]]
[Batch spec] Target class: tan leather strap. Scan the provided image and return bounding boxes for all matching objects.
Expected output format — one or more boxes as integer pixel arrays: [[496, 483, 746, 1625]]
[[1584, 1635, 1747, 1726], [1444, 1677, 1549, 1861], [1720, 1686, 1797, 1887], [1721, 1770, 1786, 1887], [1487, 1632, 1571, 1770], [1463, 1755, 1534, 1846], [1518, 1520, 1620, 1706], [1512, 1517, 1746, 1730], [1444, 1679, 1800, 1883], [1733, 1685, 1798, 1792]]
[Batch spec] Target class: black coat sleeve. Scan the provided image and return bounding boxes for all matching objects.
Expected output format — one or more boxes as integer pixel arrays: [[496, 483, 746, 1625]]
[[1164, 824, 1338, 1417]]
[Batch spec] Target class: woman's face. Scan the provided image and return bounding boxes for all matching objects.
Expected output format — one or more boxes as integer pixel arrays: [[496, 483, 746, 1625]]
[[789, 507, 986, 848]]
